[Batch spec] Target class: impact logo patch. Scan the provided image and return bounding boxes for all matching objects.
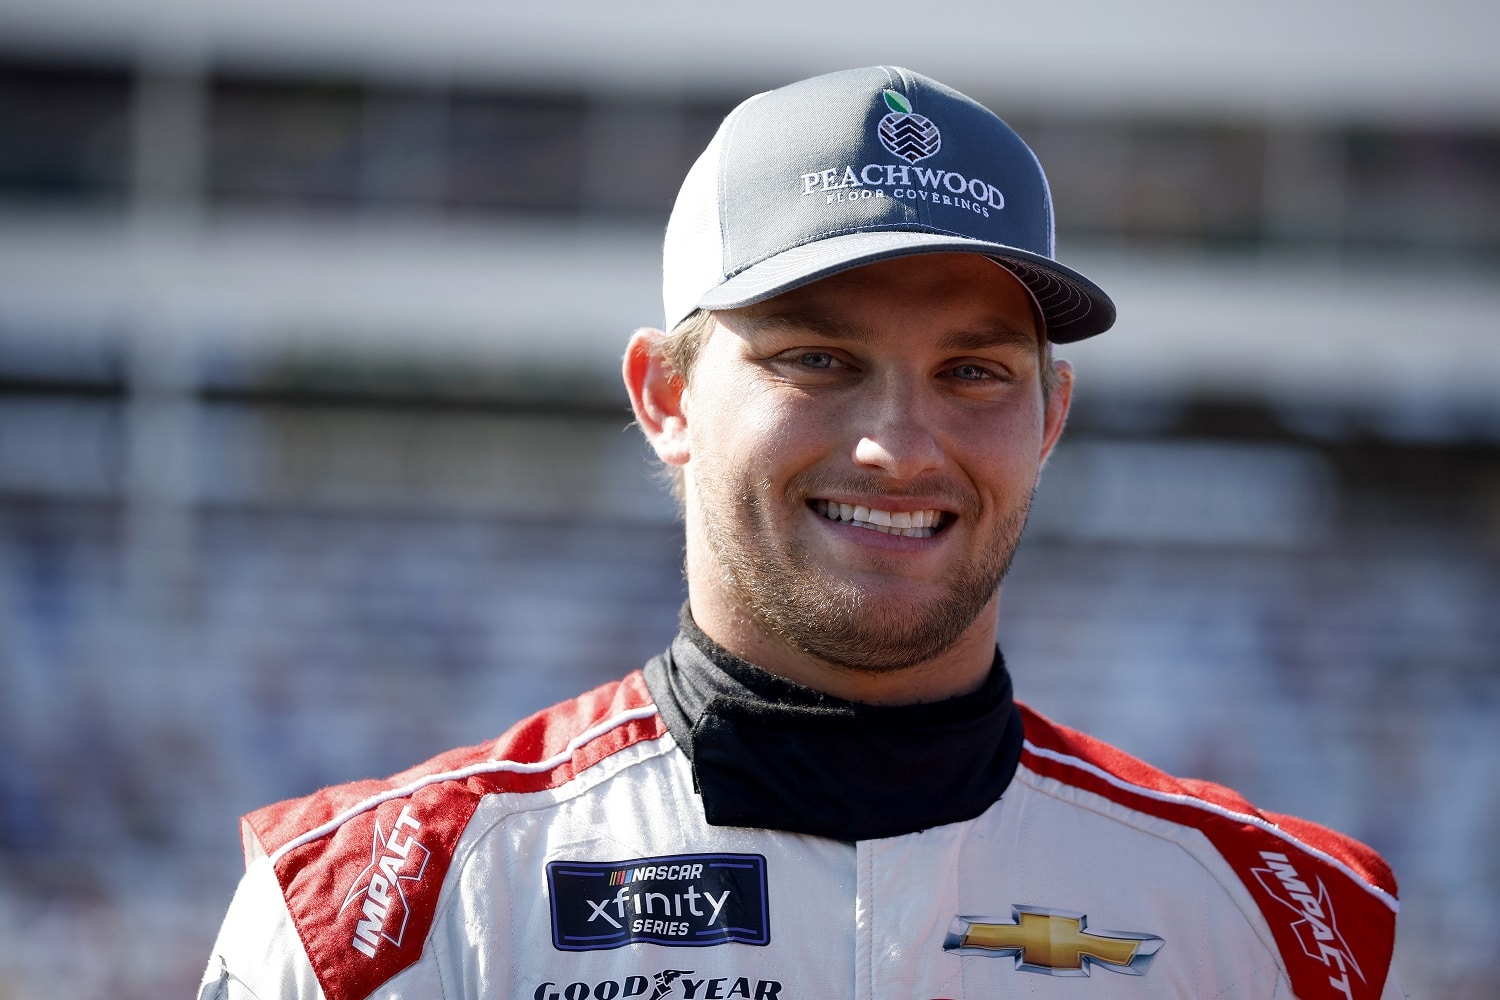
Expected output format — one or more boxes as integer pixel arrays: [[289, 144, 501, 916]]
[[1252, 852, 1364, 999], [877, 90, 941, 164], [338, 804, 430, 959], [547, 853, 770, 951]]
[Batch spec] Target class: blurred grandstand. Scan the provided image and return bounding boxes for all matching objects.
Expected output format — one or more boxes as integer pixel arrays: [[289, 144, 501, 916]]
[[0, 2, 1497, 996]]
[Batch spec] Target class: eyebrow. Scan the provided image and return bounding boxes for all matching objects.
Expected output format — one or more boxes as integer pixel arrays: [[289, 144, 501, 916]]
[[738, 308, 1040, 354], [936, 326, 1041, 354]]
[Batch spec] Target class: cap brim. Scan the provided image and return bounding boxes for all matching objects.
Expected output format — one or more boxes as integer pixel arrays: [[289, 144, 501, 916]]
[[695, 231, 1115, 344]]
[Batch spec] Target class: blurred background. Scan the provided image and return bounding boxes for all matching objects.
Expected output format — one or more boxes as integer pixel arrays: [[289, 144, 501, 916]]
[[0, 1, 1496, 996]]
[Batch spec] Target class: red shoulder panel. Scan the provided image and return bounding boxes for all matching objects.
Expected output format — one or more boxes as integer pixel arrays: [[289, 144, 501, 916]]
[[1017, 703, 1397, 1000], [242, 671, 665, 1000]]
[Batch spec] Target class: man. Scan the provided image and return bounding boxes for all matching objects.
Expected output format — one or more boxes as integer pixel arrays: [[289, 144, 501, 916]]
[[201, 67, 1402, 999]]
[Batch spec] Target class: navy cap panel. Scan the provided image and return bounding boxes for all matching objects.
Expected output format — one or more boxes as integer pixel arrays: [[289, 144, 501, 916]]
[[902, 72, 1054, 255], [718, 68, 920, 277], [717, 67, 1054, 279]]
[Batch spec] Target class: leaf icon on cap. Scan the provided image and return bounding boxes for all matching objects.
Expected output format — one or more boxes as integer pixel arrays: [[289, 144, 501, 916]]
[[877, 89, 940, 163]]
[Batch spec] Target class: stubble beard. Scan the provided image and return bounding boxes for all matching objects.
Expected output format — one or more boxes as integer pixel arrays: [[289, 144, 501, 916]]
[[694, 469, 1034, 674]]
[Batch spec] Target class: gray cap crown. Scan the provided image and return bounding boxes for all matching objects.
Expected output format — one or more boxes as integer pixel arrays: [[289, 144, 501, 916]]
[[662, 66, 1115, 343]]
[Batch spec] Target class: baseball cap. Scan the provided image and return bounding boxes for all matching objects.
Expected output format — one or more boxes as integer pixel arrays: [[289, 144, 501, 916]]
[[662, 66, 1115, 343]]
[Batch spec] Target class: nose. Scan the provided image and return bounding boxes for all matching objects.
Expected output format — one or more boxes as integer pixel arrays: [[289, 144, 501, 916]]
[[851, 382, 944, 481]]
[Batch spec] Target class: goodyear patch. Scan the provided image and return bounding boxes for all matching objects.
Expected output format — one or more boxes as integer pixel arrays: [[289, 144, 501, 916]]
[[547, 853, 769, 951]]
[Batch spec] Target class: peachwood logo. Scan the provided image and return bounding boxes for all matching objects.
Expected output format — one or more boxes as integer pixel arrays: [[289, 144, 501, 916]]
[[944, 906, 1164, 976], [877, 90, 941, 163], [798, 89, 1004, 217]]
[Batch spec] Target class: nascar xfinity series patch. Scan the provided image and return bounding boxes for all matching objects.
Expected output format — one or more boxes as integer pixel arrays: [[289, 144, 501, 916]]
[[547, 853, 770, 951]]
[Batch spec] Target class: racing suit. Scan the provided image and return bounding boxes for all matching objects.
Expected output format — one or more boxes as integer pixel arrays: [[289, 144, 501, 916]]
[[200, 622, 1402, 1000]]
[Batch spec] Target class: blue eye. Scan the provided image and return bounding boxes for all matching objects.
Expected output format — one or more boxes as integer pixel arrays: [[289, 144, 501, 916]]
[[800, 353, 837, 369], [951, 364, 991, 381]]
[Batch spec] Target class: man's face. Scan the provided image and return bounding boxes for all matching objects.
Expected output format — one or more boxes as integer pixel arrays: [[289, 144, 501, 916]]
[[662, 253, 1070, 673]]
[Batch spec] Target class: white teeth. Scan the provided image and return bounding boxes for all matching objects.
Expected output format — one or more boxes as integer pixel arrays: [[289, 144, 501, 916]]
[[813, 500, 945, 537]]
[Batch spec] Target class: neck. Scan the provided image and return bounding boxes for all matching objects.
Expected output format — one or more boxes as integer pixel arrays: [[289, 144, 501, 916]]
[[686, 576, 1002, 707]]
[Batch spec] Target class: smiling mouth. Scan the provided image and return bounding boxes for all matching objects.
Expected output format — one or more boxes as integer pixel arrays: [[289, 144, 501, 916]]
[[810, 499, 950, 538]]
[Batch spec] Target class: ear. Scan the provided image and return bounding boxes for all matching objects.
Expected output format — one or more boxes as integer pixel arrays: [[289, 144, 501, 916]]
[[1037, 357, 1074, 467], [623, 328, 691, 467]]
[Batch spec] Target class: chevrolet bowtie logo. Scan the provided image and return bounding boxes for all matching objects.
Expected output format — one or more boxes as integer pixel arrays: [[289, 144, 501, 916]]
[[944, 906, 1164, 977]]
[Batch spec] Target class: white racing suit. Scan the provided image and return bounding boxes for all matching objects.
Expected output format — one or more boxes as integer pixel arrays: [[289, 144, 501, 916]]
[[201, 630, 1402, 1000]]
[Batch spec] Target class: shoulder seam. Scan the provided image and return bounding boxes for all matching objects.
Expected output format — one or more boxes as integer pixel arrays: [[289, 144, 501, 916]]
[[1012, 763, 1290, 972], [268, 704, 662, 865], [427, 732, 682, 954], [1022, 739, 1399, 915]]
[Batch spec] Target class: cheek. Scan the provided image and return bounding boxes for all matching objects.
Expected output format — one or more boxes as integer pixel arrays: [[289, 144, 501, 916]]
[[953, 411, 1048, 491], [690, 386, 814, 471]]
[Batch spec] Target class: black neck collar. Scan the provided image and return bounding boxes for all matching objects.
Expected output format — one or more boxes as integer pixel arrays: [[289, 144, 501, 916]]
[[642, 611, 1024, 841]]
